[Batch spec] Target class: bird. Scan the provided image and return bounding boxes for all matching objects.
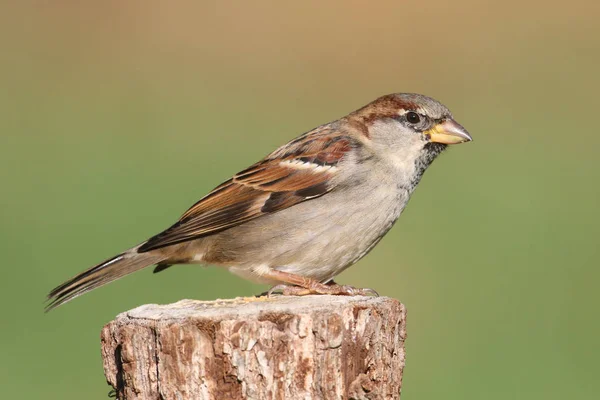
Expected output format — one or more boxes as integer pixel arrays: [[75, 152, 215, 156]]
[[46, 93, 472, 311]]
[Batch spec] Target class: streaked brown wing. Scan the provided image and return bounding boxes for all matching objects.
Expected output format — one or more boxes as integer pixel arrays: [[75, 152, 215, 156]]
[[138, 126, 353, 252]]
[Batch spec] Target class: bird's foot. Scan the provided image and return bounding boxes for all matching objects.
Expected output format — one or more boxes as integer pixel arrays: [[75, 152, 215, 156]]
[[323, 284, 379, 297], [267, 284, 312, 296], [267, 282, 379, 297], [259, 269, 379, 297], [324, 280, 379, 296]]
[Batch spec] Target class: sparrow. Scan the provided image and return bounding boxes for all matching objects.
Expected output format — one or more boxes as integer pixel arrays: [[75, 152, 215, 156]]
[[46, 93, 472, 311]]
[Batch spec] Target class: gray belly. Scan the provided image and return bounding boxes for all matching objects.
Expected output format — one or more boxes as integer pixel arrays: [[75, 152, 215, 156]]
[[203, 185, 410, 283]]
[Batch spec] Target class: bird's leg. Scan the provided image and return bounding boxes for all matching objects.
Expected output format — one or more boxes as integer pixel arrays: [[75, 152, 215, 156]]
[[264, 270, 379, 297]]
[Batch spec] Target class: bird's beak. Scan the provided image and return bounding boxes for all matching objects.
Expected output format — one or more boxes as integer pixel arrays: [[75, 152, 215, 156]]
[[425, 119, 472, 145]]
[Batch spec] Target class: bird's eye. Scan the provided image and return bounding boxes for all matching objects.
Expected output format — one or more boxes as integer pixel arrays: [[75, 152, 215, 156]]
[[406, 112, 421, 124]]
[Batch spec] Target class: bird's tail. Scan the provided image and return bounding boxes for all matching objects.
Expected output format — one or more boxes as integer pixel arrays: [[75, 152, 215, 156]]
[[45, 246, 165, 312]]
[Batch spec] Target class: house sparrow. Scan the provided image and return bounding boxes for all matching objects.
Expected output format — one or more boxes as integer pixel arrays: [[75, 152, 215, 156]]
[[46, 93, 471, 311]]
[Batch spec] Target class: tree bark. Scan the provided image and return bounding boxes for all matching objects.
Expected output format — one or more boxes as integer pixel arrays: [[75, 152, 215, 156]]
[[101, 295, 406, 400]]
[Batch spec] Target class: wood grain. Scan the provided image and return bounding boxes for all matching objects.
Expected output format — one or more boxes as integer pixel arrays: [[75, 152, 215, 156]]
[[101, 295, 406, 399]]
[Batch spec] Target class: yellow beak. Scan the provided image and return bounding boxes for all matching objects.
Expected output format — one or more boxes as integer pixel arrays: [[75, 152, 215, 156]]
[[425, 119, 472, 145]]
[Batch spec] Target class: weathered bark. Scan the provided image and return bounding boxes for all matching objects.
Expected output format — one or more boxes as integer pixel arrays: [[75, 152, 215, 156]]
[[101, 295, 406, 400]]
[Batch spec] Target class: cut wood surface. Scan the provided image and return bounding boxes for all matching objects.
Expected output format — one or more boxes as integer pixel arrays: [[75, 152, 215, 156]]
[[101, 295, 406, 399]]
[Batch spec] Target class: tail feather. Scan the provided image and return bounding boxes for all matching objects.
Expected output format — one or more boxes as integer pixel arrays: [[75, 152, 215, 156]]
[[45, 248, 165, 312]]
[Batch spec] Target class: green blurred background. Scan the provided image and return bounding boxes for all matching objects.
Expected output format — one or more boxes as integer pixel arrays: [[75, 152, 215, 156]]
[[1, 1, 599, 398]]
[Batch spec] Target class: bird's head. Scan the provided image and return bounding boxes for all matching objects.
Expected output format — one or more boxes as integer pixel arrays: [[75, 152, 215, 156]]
[[347, 93, 472, 166]]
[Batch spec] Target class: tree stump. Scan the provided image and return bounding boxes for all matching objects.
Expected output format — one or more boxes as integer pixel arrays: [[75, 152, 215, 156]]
[[101, 295, 406, 399]]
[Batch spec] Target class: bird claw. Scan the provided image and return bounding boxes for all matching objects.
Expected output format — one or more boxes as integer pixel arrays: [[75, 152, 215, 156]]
[[265, 283, 379, 297], [267, 284, 312, 297], [334, 285, 379, 297]]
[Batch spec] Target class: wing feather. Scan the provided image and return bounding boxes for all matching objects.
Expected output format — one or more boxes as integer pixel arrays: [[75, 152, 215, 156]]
[[138, 126, 353, 252]]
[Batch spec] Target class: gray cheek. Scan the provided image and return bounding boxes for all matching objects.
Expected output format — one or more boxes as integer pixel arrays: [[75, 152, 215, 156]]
[[369, 120, 418, 149]]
